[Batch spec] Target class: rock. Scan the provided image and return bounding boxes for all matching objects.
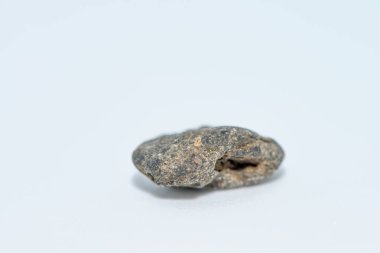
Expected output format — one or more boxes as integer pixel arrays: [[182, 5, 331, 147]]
[[132, 126, 284, 189]]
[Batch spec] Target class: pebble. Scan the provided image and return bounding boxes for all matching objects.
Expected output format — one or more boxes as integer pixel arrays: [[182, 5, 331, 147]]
[[132, 126, 284, 189]]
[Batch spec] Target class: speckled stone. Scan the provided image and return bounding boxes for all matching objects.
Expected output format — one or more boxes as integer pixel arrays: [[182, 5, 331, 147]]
[[132, 126, 284, 189]]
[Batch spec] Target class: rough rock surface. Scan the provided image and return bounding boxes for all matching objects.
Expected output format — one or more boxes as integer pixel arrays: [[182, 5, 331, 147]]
[[132, 126, 284, 189]]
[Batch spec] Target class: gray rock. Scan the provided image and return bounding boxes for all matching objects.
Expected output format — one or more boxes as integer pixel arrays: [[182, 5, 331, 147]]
[[132, 126, 284, 189]]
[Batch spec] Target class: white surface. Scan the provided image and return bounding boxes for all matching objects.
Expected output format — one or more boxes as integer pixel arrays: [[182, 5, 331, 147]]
[[1, 1, 380, 252]]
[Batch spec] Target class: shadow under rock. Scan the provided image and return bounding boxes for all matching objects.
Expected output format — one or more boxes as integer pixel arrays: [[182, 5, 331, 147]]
[[132, 168, 286, 200], [132, 173, 215, 199]]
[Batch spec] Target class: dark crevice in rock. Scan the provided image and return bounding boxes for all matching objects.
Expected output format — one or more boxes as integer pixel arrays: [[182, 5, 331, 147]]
[[227, 159, 259, 171], [215, 156, 260, 172]]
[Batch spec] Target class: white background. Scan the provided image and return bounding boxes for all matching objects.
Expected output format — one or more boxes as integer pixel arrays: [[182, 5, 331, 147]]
[[1, 0, 380, 252]]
